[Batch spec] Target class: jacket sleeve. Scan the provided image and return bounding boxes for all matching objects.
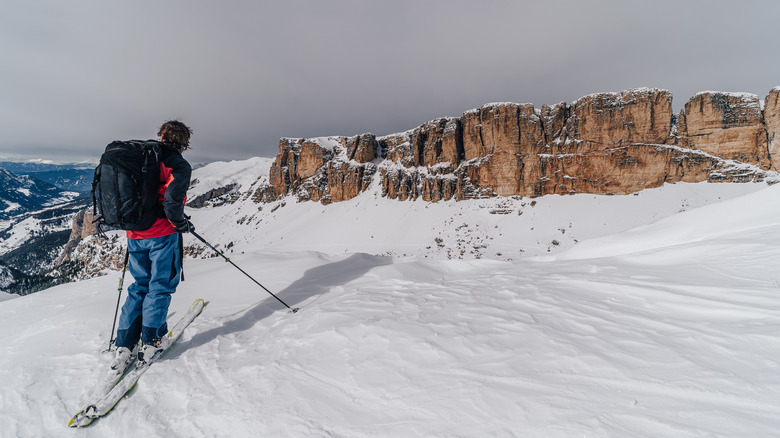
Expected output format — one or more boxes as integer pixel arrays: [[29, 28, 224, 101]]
[[160, 149, 192, 227]]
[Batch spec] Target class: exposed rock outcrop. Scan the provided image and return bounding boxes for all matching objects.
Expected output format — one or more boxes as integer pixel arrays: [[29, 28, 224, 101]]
[[68, 234, 125, 277], [678, 92, 769, 169], [270, 87, 779, 203], [270, 136, 378, 204], [186, 184, 238, 208], [55, 209, 98, 265], [764, 87, 780, 171], [567, 89, 674, 151]]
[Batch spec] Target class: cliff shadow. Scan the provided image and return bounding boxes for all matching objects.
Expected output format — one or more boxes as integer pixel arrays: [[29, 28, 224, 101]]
[[165, 253, 392, 359]]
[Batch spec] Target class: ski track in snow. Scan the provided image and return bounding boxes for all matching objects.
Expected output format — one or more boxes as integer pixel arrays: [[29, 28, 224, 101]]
[[2, 181, 780, 437]]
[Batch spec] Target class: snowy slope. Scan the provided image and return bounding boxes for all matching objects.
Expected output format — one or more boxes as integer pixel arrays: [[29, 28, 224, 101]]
[[1, 160, 779, 436], [0, 290, 16, 301], [186, 156, 273, 202]]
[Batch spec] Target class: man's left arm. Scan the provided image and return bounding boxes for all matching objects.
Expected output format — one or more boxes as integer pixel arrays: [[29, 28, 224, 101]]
[[162, 152, 192, 229]]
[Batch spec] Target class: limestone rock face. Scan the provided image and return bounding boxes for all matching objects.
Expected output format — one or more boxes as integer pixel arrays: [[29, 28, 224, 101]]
[[461, 103, 546, 160], [186, 184, 237, 208], [765, 87, 780, 171], [343, 133, 378, 163], [412, 118, 462, 170], [269, 135, 377, 204], [565, 88, 674, 153], [524, 146, 720, 197], [55, 209, 99, 265], [381, 132, 414, 168], [679, 92, 769, 169], [266, 87, 779, 204], [269, 139, 294, 199], [459, 103, 546, 197], [273, 139, 329, 192], [540, 102, 567, 144], [297, 140, 330, 180], [327, 160, 376, 203]]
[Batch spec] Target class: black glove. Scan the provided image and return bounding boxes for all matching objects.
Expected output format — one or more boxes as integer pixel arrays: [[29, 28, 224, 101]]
[[174, 220, 195, 233]]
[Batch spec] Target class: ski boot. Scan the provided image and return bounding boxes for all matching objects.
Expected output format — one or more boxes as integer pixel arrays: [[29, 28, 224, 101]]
[[137, 340, 164, 364], [109, 346, 136, 375]]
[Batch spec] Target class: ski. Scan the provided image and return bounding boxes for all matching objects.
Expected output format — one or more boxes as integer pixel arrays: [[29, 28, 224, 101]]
[[68, 298, 206, 428], [66, 364, 135, 427]]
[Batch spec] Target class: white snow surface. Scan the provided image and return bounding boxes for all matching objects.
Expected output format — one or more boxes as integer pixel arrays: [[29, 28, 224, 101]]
[[2, 201, 21, 213], [0, 291, 16, 301], [186, 157, 273, 201], [2, 157, 780, 437], [0, 198, 79, 255], [0, 216, 43, 253]]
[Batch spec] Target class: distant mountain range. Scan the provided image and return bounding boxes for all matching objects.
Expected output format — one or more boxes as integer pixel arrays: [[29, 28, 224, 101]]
[[0, 168, 84, 221], [0, 161, 93, 294], [0, 161, 95, 195], [0, 194, 89, 295]]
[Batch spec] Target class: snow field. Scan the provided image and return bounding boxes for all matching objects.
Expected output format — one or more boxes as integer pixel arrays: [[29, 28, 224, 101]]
[[0, 216, 44, 253], [0, 174, 779, 436], [0, 291, 16, 301]]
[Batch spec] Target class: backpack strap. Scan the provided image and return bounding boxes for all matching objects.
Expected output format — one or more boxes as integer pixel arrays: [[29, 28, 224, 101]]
[[91, 166, 99, 216], [90, 165, 108, 238], [90, 166, 104, 231]]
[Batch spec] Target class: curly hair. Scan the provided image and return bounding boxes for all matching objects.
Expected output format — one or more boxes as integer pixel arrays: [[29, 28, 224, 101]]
[[158, 120, 193, 151]]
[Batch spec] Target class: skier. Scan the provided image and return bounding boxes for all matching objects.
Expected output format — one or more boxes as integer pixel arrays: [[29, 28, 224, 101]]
[[110, 120, 195, 373]]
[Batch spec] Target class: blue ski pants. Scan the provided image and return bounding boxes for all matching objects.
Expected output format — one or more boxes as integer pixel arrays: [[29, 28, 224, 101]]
[[115, 233, 181, 349]]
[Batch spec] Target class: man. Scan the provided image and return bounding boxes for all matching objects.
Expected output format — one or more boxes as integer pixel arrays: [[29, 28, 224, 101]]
[[110, 120, 195, 372]]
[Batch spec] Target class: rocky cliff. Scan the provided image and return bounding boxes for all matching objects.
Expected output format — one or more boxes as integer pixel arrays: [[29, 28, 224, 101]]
[[269, 88, 779, 203], [765, 87, 780, 171], [55, 209, 98, 265]]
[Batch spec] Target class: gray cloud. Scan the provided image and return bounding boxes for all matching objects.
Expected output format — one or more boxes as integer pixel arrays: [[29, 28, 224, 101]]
[[0, 0, 778, 164]]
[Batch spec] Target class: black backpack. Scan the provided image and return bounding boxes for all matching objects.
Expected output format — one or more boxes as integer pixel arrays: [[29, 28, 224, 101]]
[[92, 140, 164, 231]]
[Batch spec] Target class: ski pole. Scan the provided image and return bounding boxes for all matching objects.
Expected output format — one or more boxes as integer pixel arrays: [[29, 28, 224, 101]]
[[106, 247, 130, 352], [189, 230, 299, 313]]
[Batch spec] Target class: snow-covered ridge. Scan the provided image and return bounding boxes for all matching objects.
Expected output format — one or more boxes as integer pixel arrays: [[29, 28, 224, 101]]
[[692, 90, 760, 101], [279, 136, 343, 152], [186, 157, 273, 202], [177, 156, 775, 261], [571, 87, 669, 106]]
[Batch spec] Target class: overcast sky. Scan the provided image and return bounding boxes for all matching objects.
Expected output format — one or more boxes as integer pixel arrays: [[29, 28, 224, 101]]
[[1, 0, 778, 164]]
